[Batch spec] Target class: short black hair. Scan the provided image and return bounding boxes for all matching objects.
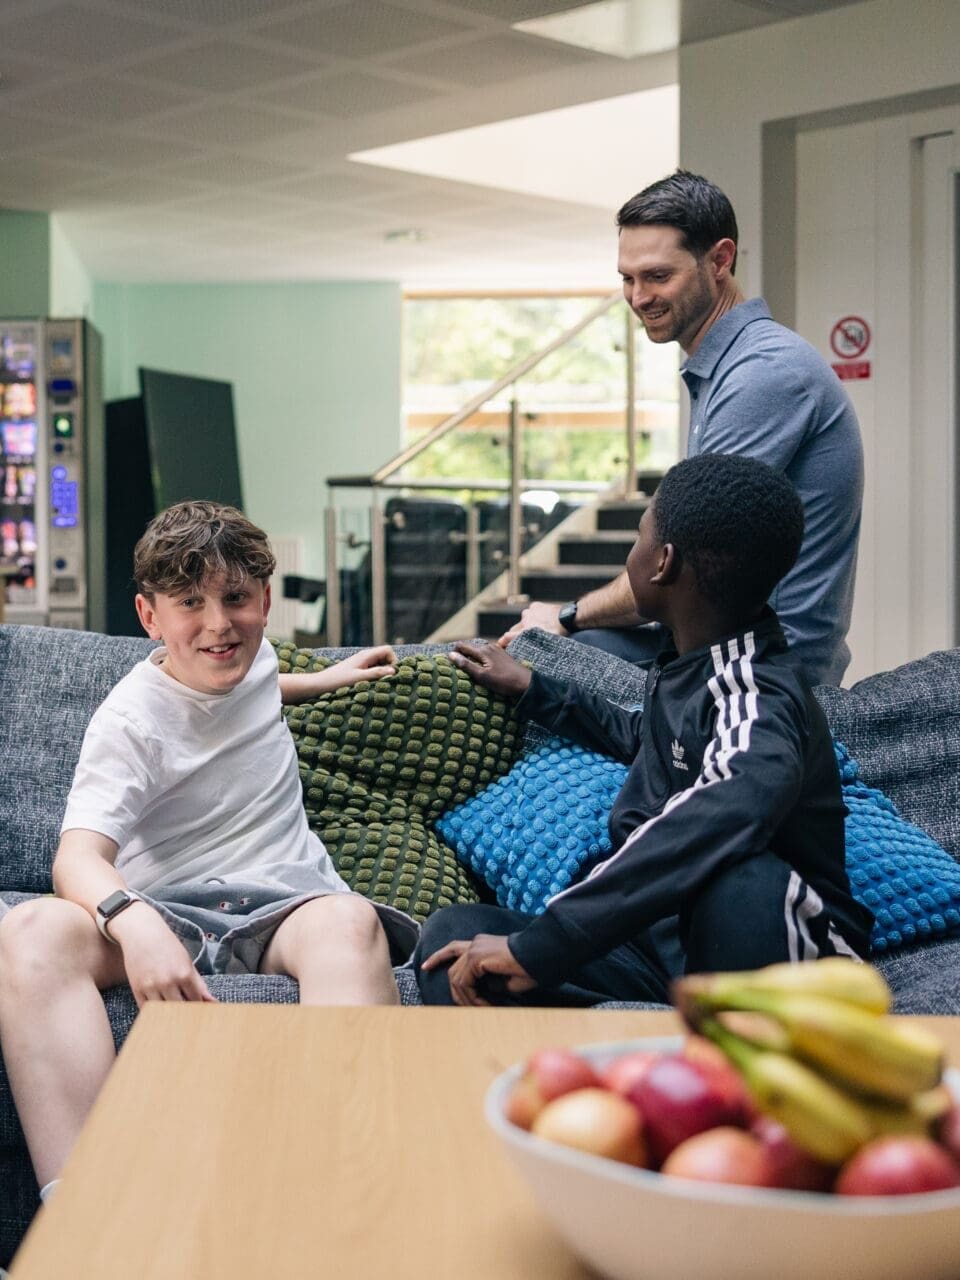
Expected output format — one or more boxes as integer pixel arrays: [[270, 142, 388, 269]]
[[617, 170, 739, 272], [652, 453, 803, 616]]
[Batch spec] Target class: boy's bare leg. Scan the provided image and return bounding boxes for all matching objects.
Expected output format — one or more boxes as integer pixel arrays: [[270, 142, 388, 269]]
[[0, 899, 128, 1187], [260, 895, 400, 1006]]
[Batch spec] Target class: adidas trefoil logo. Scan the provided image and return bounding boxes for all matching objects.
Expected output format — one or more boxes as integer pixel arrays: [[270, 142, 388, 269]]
[[671, 738, 689, 771]]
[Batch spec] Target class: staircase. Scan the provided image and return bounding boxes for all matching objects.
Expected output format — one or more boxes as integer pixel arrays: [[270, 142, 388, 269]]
[[475, 494, 651, 639]]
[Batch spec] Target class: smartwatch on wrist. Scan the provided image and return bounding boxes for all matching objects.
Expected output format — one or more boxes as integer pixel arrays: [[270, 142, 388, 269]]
[[558, 599, 581, 635], [95, 889, 141, 942]]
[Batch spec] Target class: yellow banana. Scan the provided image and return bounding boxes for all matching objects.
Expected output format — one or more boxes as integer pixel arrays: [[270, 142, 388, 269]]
[[730, 993, 943, 1102], [705, 1020, 871, 1163], [860, 1085, 953, 1140], [674, 958, 891, 1016]]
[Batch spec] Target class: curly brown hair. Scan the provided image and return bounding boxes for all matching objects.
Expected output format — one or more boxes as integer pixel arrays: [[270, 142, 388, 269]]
[[133, 500, 276, 598]]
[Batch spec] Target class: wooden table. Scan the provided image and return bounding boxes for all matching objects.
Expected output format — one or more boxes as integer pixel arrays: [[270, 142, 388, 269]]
[[10, 1004, 682, 1279]]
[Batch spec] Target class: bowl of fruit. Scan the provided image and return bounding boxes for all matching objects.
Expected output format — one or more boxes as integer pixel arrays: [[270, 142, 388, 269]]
[[486, 960, 960, 1280]]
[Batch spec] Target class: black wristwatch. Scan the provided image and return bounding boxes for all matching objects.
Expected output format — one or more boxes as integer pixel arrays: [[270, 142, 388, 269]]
[[96, 889, 141, 942], [558, 600, 580, 635]]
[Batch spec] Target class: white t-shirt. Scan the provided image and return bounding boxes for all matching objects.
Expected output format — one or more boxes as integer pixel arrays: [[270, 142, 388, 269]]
[[62, 637, 351, 899]]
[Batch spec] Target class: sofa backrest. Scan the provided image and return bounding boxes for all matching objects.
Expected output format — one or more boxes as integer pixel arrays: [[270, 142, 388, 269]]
[[0, 624, 155, 893], [3, 621, 958, 896], [816, 648, 960, 864]]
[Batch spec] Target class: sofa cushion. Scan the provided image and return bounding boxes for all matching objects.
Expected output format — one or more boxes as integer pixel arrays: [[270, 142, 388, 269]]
[[275, 643, 524, 922], [836, 740, 960, 954], [436, 734, 628, 912], [0, 625, 154, 894], [816, 647, 960, 864]]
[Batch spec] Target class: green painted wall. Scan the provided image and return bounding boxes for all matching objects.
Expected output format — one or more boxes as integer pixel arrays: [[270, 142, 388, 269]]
[[0, 210, 50, 316], [92, 280, 403, 576], [49, 218, 93, 318]]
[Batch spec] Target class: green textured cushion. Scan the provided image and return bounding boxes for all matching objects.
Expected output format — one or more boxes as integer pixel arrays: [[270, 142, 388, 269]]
[[273, 644, 523, 921]]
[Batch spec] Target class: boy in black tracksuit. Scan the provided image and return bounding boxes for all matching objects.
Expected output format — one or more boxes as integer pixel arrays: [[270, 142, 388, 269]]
[[416, 453, 874, 1007]]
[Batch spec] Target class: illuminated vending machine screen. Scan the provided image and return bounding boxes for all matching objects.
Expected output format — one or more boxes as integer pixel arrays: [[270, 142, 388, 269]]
[[0, 330, 39, 606]]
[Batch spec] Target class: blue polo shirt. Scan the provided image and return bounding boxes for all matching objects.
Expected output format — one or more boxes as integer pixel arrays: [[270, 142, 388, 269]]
[[681, 297, 862, 687]]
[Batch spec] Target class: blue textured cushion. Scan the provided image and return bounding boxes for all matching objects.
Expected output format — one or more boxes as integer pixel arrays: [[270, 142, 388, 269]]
[[834, 740, 960, 954], [435, 735, 627, 913], [436, 733, 960, 956]]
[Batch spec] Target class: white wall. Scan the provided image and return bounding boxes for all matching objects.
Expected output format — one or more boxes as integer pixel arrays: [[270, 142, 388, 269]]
[[679, 0, 960, 683], [49, 219, 93, 320]]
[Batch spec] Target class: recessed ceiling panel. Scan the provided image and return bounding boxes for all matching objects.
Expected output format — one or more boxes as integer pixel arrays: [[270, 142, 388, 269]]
[[257, 2, 471, 59], [141, 101, 312, 147], [254, 69, 442, 117], [387, 32, 603, 85], [10, 76, 197, 124], [0, 3, 186, 64], [129, 39, 321, 92], [152, 152, 313, 185]]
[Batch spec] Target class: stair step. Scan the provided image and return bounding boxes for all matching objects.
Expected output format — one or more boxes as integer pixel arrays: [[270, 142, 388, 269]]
[[597, 500, 648, 532], [558, 532, 636, 565], [476, 603, 523, 638], [520, 565, 621, 599]]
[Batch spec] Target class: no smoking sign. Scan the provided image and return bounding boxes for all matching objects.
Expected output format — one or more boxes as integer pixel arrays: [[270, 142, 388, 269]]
[[829, 315, 872, 381]]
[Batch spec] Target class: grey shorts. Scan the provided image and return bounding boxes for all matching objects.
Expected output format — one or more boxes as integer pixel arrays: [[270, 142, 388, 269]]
[[143, 880, 419, 977]]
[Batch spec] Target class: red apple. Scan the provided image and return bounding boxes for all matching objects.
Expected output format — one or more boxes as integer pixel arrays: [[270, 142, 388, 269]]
[[601, 1050, 661, 1098], [751, 1115, 835, 1191], [937, 1104, 960, 1163], [532, 1087, 647, 1166], [836, 1136, 960, 1196], [630, 1053, 750, 1166], [661, 1126, 772, 1187], [505, 1048, 600, 1130]]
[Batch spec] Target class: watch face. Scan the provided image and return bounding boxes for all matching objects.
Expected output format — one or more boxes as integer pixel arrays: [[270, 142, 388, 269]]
[[98, 889, 130, 918]]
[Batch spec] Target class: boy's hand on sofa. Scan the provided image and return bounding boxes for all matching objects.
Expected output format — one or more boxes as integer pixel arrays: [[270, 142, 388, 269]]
[[110, 905, 218, 1007], [279, 645, 397, 702], [448, 642, 532, 699], [421, 933, 537, 1006]]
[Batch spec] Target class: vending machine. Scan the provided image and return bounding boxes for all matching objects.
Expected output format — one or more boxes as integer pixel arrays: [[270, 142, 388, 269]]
[[0, 318, 105, 630]]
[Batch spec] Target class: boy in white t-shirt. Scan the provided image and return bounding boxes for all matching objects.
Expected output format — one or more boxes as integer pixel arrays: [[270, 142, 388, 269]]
[[0, 500, 418, 1204]]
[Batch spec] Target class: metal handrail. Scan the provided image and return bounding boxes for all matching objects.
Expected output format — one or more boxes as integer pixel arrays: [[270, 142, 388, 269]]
[[326, 289, 624, 492], [324, 289, 643, 645]]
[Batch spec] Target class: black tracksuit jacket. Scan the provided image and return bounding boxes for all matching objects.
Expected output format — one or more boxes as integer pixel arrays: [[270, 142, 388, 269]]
[[507, 609, 874, 988]]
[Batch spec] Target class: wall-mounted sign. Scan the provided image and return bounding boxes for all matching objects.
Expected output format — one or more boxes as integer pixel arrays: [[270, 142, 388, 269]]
[[829, 315, 872, 381]]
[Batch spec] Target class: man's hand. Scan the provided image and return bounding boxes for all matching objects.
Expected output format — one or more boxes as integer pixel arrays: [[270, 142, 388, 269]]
[[109, 903, 217, 1008], [420, 933, 537, 1007], [498, 601, 565, 647], [448, 641, 532, 698]]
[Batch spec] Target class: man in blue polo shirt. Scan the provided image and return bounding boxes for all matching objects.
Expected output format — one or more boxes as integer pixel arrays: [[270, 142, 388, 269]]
[[502, 169, 862, 688]]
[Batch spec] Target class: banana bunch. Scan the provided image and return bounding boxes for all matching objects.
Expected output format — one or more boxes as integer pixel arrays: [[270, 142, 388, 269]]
[[673, 959, 948, 1165]]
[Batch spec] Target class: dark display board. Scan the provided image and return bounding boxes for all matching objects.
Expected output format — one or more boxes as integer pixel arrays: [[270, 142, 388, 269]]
[[105, 368, 243, 635], [139, 368, 243, 511]]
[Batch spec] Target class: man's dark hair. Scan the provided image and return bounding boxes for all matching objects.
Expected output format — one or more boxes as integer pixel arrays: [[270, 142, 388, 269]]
[[652, 453, 803, 616], [617, 170, 739, 271]]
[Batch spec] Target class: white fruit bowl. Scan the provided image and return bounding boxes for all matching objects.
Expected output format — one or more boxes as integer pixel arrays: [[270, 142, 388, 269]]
[[485, 1035, 960, 1280]]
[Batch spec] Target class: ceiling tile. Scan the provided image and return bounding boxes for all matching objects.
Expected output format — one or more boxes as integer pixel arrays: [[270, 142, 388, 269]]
[[0, 3, 187, 64], [129, 38, 321, 92], [267, 168, 400, 201], [0, 52, 70, 93], [387, 31, 603, 84], [10, 75, 197, 125], [33, 132, 206, 170], [57, 173, 213, 210], [139, 101, 314, 147], [114, 0, 311, 23], [254, 68, 442, 117], [450, 0, 592, 17], [0, 111, 78, 155], [149, 152, 314, 185], [256, 2, 471, 59]]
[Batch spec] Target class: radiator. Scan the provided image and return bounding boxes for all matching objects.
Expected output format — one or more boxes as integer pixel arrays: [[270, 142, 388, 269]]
[[268, 534, 308, 643]]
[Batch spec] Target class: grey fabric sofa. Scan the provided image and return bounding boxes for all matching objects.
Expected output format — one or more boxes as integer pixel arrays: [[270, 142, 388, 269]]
[[2, 622, 960, 1264]]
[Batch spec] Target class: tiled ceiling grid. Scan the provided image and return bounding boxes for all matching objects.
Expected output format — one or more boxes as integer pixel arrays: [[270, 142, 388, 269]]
[[0, 0, 865, 286]]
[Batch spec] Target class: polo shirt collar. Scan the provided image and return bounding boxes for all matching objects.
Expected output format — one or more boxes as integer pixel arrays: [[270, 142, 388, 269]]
[[681, 296, 771, 380]]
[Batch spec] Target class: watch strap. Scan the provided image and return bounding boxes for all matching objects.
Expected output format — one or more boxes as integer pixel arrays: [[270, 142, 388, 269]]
[[96, 890, 141, 942]]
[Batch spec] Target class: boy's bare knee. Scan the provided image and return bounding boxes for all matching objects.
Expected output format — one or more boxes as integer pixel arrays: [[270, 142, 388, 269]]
[[313, 893, 384, 946], [0, 898, 101, 990]]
